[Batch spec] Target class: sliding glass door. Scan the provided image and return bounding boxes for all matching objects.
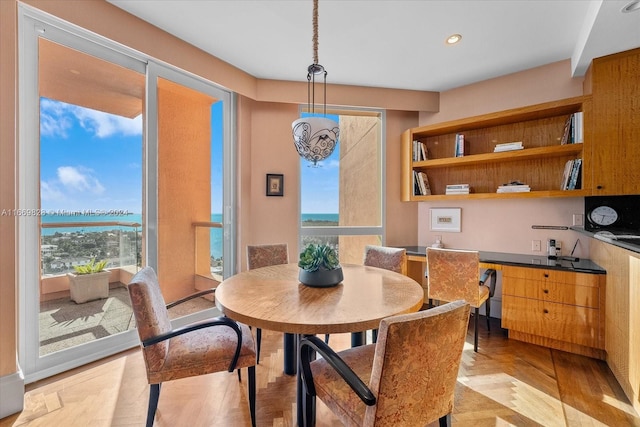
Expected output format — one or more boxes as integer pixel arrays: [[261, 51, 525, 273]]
[[19, 7, 235, 382]]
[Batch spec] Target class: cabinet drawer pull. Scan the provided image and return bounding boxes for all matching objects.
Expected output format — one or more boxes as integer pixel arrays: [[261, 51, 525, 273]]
[[543, 309, 549, 314], [543, 289, 549, 294], [544, 273, 549, 278]]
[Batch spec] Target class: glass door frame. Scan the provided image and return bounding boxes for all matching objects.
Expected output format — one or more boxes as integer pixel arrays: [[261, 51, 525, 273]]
[[18, 5, 237, 383]]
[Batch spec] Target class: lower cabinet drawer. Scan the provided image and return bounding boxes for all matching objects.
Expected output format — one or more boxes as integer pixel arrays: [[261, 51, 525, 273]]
[[502, 295, 599, 348]]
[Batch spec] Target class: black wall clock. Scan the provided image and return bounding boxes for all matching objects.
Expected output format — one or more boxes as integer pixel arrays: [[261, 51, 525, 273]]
[[585, 195, 640, 232]]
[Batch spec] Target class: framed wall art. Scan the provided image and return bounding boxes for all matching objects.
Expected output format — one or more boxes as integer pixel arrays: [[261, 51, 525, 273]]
[[266, 173, 284, 196], [430, 207, 461, 232]]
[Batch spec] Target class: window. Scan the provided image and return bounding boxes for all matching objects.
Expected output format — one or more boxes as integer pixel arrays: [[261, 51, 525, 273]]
[[299, 109, 385, 264]]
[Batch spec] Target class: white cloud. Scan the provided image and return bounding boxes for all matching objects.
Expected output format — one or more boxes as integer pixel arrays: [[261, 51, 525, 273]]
[[40, 180, 65, 202], [57, 166, 105, 195], [39, 98, 142, 139]]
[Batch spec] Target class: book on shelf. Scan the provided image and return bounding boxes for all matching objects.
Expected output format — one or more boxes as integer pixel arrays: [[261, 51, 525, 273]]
[[561, 112, 584, 145], [413, 171, 431, 196], [446, 188, 470, 194], [454, 133, 465, 157], [560, 158, 582, 190], [494, 141, 524, 152], [412, 140, 428, 161], [446, 183, 470, 190]]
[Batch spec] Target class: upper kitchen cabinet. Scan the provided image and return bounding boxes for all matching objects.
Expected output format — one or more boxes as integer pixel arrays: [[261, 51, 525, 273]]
[[589, 48, 640, 196]]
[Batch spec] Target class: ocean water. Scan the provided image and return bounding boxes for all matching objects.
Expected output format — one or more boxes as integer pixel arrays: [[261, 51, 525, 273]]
[[42, 213, 338, 259]]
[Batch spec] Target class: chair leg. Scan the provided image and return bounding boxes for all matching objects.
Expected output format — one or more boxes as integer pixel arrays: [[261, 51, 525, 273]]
[[256, 328, 262, 363], [474, 307, 479, 352], [147, 383, 161, 427], [439, 413, 452, 427], [485, 297, 491, 332], [248, 365, 256, 427], [372, 328, 378, 343], [324, 334, 330, 344], [237, 368, 242, 382]]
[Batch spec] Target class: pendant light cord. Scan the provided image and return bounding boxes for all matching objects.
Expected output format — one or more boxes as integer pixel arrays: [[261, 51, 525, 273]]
[[313, 0, 319, 65]]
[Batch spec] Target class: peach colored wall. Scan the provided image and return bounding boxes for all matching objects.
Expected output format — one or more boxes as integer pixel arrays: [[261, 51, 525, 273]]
[[239, 101, 301, 270], [0, 0, 17, 379], [416, 59, 588, 258], [419, 59, 585, 124], [157, 80, 213, 302]]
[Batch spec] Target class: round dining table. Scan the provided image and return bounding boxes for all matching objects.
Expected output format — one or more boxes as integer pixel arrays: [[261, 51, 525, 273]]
[[215, 262, 424, 426]]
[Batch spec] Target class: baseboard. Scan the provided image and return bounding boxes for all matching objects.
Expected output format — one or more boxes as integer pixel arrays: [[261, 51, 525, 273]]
[[0, 368, 25, 418]]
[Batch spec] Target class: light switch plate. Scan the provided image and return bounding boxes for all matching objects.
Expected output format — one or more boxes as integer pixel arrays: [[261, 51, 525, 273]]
[[573, 214, 584, 226]]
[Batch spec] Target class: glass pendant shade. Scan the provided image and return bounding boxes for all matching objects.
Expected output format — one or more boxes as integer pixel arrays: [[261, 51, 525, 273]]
[[292, 0, 339, 165], [292, 116, 339, 165]]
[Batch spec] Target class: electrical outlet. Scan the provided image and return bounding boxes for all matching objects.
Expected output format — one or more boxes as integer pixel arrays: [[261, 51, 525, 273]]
[[573, 214, 584, 226], [532, 240, 541, 252]]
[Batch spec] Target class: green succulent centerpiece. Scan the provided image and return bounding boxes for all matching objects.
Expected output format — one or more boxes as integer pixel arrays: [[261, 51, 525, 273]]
[[298, 244, 343, 288]]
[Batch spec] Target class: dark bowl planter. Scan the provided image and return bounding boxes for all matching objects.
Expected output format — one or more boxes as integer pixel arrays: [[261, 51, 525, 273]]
[[298, 265, 343, 288]]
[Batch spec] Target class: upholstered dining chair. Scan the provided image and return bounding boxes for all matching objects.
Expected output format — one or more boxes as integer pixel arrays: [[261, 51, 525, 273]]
[[300, 300, 470, 427], [363, 245, 407, 343], [426, 247, 497, 352], [247, 243, 289, 361], [127, 267, 257, 427]]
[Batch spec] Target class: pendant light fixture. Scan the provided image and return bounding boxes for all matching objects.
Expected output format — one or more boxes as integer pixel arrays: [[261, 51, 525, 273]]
[[292, 0, 339, 166]]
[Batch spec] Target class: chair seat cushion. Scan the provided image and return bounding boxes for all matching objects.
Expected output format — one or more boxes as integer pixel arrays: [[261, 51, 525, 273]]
[[310, 344, 375, 426], [146, 322, 255, 384]]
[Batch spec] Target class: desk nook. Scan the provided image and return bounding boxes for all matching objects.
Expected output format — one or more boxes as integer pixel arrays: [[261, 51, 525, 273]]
[[402, 247, 606, 359]]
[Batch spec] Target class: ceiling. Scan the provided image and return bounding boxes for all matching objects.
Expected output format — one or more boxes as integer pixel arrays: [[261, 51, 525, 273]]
[[108, 0, 640, 92]]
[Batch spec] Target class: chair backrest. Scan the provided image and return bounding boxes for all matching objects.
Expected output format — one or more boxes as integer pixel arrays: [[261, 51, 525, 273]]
[[363, 245, 407, 275], [365, 300, 470, 426], [247, 243, 289, 270], [426, 247, 481, 305], [127, 266, 172, 372]]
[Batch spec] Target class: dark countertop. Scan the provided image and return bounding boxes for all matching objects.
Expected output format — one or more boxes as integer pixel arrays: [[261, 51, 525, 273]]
[[570, 226, 640, 254], [401, 246, 606, 274]]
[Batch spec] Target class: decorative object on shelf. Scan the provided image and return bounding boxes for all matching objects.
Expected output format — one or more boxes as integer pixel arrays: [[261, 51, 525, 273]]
[[291, 0, 340, 166], [67, 258, 110, 304], [497, 180, 530, 193], [298, 243, 343, 287], [454, 133, 465, 157], [266, 173, 284, 196]]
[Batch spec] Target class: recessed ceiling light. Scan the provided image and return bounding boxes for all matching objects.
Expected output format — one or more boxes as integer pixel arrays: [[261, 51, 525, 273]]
[[622, 0, 640, 12], [446, 34, 462, 45]]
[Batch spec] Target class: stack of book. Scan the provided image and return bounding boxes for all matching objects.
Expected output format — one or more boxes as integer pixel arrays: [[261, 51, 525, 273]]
[[494, 141, 523, 152], [446, 184, 470, 195], [413, 171, 431, 195], [560, 158, 582, 190], [497, 182, 530, 193]]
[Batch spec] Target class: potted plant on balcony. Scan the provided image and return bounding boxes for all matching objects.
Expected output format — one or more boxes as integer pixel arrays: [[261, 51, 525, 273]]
[[67, 258, 110, 303], [298, 243, 343, 288]]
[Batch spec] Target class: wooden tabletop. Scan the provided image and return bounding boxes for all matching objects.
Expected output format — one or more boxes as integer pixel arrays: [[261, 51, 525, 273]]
[[215, 263, 424, 335]]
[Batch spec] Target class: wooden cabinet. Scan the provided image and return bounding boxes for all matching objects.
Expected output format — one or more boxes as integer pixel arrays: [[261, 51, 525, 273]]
[[401, 96, 591, 201], [501, 265, 605, 359], [589, 48, 640, 195]]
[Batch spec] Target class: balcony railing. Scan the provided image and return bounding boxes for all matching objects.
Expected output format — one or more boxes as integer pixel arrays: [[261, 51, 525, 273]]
[[41, 221, 141, 276]]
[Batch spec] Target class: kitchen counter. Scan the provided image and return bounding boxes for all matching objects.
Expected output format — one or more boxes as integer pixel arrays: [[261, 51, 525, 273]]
[[570, 226, 640, 254], [401, 246, 606, 274]]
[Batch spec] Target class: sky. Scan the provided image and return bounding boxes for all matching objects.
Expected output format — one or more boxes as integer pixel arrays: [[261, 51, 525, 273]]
[[39, 98, 338, 215]]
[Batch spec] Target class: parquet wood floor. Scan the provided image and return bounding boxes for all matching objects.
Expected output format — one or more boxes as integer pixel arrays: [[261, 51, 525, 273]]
[[2, 317, 639, 426]]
